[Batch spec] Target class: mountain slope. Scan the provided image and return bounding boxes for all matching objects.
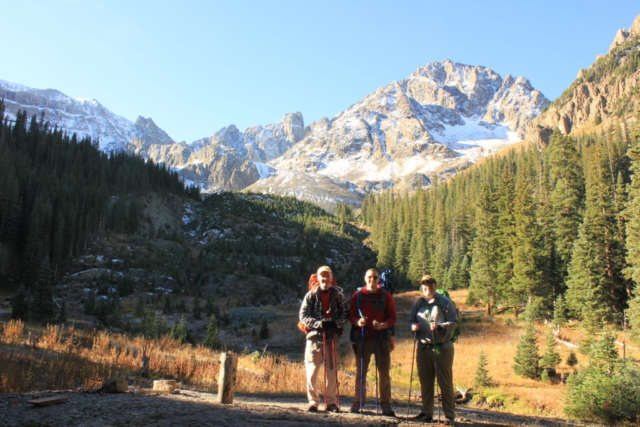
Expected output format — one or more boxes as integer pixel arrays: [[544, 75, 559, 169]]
[[526, 14, 640, 146], [1, 60, 548, 209]]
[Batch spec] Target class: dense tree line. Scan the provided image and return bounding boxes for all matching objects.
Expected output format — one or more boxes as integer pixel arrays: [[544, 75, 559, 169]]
[[0, 104, 199, 321], [362, 115, 640, 327]]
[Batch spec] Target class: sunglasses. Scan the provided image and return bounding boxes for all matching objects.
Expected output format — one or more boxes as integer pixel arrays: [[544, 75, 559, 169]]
[[366, 275, 379, 280], [421, 280, 435, 285]]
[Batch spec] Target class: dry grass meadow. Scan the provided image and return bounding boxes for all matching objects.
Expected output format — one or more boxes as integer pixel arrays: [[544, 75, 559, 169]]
[[2, 288, 638, 422]]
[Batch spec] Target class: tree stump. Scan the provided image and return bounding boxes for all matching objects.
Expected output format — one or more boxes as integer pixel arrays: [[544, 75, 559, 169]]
[[217, 352, 238, 404]]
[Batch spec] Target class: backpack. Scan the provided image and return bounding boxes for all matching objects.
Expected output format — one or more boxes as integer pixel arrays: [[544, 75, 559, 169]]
[[435, 289, 461, 343], [297, 273, 339, 334]]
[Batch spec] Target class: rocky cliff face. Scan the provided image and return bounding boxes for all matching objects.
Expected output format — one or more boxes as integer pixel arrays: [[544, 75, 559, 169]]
[[526, 14, 640, 147], [1, 59, 549, 209], [0, 80, 144, 153], [261, 60, 548, 206]]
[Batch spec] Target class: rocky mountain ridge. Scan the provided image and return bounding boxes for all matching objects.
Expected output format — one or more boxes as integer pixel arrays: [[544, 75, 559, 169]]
[[526, 14, 640, 147], [1, 59, 549, 210]]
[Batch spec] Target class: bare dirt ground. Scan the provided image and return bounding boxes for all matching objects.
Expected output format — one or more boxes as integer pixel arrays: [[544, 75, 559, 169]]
[[0, 389, 594, 427]]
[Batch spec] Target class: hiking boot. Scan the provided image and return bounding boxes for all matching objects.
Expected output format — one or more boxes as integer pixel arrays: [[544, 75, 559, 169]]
[[444, 417, 455, 426], [349, 405, 361, 413], [382, 407, 396, 417], [413, 412, 433, 422], [325, 403, 340, 413], [308, 404, 318, 412]]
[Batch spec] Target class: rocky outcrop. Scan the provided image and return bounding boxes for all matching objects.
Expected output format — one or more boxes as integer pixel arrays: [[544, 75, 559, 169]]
[[268, 60, 548, 200], [526, 14, 640, 147]]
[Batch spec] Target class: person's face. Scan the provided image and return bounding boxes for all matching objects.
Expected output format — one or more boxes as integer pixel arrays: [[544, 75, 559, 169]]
[[422, 280, 437, 298], [318, 271, 332, 290], [365, 271, 379, 288]]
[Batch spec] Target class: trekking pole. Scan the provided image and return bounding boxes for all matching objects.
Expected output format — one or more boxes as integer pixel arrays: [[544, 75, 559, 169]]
[[331, 332, 341, 409], [374, 333, 379, 415], [358, 310, 366, 413], [406, 331, 417, 419], [430, 321, 440, 425], [323, 328, 328, 410]]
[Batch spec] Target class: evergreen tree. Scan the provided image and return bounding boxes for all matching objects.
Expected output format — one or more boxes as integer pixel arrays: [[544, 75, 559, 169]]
[[566, 350, 579, 367], [547, 132, 584, 274], [565, 144, 625, 321], [624, 124, 640, 342], [510, 170, 544, 310], [474, 350, 494, 387], [169, 316, 189, 344], [192, 297, 202, 320], [204, 315, 221, 350], [512, 321, 540, 379], [10, 285, 29, 320], [259, 318, 270, 339], [469, 183, 499, 313], [553, 294, 568, 327], [539, 331, 561, 368]]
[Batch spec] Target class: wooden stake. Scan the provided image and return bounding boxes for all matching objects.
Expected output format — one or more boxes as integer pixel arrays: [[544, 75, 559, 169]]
[[217, 352, 238, 404]]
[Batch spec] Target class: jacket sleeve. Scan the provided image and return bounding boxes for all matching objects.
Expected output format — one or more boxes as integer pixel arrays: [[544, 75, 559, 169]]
[[348, 292, 360, 326], [438, 297, 459, 338], [384, 292, 397, 328], [408, 299, 420, 326], [334, 291, 350, 328], [299, 291, 322, 330]]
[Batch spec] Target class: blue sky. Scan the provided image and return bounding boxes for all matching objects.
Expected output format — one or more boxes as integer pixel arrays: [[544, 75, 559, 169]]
[[2, 1, 639, 143]]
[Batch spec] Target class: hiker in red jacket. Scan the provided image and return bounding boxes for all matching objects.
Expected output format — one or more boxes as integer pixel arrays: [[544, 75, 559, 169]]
[[348, 268, 397, 416]]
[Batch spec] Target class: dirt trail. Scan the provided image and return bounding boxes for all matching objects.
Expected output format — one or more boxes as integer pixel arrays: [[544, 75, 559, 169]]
[[0, 390, 592, 427]]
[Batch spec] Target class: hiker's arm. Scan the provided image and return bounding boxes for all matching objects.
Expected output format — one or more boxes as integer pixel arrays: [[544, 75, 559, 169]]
[[348, 293, 360, 326], [335, 292, 349, 328], [408, 300, 419, 330], [299, 293, 322, 329], [438, 298, 458, 333], [383, 293, 397, 328]]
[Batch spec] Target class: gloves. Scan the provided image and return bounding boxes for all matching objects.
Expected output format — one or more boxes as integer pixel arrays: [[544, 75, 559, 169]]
[[322, 320, 338, 330]]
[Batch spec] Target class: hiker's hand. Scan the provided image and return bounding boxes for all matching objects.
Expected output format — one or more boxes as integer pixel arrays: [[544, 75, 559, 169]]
[[358, 317, 366, 327], [430, 322, 438, 331], [411, 323, 419, 332], [373, 320, 386, 330], [322, 320, 337, 330]]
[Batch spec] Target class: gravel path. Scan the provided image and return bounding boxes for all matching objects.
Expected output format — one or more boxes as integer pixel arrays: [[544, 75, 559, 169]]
[[0, 390, 594, 427]]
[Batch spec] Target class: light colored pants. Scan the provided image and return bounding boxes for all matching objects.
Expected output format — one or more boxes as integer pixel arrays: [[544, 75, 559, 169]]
[[417, 343, 455, 419], [305, 336, 339, 406], [352, 337, 392, 409]]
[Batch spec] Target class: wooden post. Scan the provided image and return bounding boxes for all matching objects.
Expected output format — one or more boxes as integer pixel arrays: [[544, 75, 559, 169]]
[[217, 352, 238, 404]]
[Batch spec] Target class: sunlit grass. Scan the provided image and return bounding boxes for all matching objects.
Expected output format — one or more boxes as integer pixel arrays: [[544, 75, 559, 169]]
[[2, 288, 632, 421]]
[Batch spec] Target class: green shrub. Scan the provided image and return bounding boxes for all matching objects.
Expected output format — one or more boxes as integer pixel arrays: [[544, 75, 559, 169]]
[[565, 361, 640, 424]]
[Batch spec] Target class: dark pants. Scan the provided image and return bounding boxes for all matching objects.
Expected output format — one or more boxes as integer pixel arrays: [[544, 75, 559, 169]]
[[352, 337, 392, 410], [417, 344, 455, 419]]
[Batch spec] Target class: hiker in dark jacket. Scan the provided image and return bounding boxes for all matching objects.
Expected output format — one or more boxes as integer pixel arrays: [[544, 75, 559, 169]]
[[299, 266, 349, 413], [408, 275, 458, 425], [348, 268, 397, 416]]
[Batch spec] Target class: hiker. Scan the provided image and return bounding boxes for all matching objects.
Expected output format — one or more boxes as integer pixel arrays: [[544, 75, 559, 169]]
[[349, 268, 397, 416], [299, 266, 349, 413], [408, 275, 458, 425]]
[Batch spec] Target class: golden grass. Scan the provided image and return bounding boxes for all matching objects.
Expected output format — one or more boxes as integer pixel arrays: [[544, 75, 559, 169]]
[[2, 288, 634, 422]]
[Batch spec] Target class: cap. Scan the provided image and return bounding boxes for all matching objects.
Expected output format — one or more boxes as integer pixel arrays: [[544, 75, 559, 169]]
[[317, 266, 332, 275], [421, 275, 437, 285]]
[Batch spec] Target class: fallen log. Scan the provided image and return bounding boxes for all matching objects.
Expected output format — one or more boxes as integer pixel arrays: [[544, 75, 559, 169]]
[[28, 396, 69, 406]]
